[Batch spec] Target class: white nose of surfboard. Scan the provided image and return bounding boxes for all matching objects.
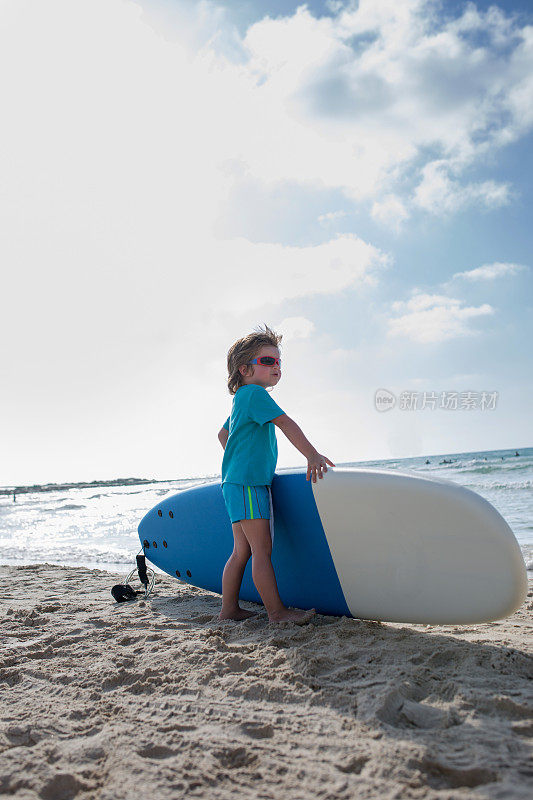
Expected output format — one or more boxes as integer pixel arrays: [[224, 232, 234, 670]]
[[310, 467, 528, 625]]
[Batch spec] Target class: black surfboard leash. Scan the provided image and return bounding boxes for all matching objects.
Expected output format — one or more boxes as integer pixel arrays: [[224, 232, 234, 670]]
[[111, 545, 155, 603]]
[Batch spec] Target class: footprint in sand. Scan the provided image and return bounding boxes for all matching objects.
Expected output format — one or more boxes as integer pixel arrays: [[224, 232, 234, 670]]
[[335, 754, 369, 774], [213, 745, 258, 769], [137, 743, 177, 759], [239, 721, 274, 739], [40, 773, 88, 800], [414, 757, 498, 789]]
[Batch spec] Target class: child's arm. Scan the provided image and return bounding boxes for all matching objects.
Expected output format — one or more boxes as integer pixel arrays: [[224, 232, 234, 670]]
[[272, 414, 335, 482], [218, 427, 229, 450]]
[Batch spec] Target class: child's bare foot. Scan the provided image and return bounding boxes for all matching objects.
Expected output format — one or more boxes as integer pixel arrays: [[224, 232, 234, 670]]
[[268, 607, 316, 625], [218, 607, 258, 621]]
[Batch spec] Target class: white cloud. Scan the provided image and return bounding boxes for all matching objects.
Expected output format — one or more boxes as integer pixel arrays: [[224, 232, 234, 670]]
[[318, 209, 348, 224], [413, 161, 511, 214], [144, 0, 533, 221], [212, 234, 389, 314], [388, 292, 494, 343], [277, 317, 315, 341], [451, 261, 528, 281], [371, 194, 409, 230]]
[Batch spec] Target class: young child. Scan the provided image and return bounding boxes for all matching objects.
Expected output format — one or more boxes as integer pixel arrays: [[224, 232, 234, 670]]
[[217, 324, 335, 624]]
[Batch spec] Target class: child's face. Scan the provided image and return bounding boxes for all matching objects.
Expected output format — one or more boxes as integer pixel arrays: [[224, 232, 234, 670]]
[[240, 345, 281, 388]]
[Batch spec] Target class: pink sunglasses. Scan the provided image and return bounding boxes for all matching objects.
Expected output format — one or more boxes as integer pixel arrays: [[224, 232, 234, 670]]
[[248, 356, 281, 367]]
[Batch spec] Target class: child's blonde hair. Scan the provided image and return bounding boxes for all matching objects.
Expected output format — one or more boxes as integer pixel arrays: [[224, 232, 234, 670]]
[[226, 324, 282, 396]]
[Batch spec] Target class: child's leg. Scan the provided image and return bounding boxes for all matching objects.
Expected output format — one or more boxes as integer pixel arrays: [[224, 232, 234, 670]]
[[240, 518, 315, 624], [219, 521, 257, 621]]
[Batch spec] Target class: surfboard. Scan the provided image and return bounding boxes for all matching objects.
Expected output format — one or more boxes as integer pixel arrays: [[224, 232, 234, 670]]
[[138, 467, 527, 624]]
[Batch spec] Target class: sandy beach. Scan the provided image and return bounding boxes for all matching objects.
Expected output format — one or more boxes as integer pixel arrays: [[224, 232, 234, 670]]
[[1, 564, 531, 800]]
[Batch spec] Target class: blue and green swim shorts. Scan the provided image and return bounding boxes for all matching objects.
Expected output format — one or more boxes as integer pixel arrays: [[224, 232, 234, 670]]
[[221, 482, 275, 541]]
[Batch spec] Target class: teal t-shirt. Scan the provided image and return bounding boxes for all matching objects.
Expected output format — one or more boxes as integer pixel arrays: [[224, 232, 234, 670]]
[[221, 384, 285, 487]]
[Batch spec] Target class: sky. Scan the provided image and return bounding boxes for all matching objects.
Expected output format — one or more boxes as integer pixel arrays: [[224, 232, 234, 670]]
[[1, 0, 532, 486]]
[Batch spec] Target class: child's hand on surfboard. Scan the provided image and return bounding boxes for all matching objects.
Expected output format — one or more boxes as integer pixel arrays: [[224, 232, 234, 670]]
[[307, 451, 335, 482]]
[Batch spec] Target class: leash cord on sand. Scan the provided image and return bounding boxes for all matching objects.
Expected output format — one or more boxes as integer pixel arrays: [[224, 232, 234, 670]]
[[124, 547, 155, 599]]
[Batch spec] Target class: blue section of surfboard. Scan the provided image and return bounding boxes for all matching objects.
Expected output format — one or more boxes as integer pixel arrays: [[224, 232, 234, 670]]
[[138, 467, 528, 624], [138, 469, 350, 617]]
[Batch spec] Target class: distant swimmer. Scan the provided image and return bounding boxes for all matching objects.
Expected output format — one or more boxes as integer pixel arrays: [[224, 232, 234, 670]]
[[515, 451, 520, 457], [425, 459, 430, 464]]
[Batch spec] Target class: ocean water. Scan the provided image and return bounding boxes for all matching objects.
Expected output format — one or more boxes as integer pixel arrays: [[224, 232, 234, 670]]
[[1, 447, 531, 578]]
